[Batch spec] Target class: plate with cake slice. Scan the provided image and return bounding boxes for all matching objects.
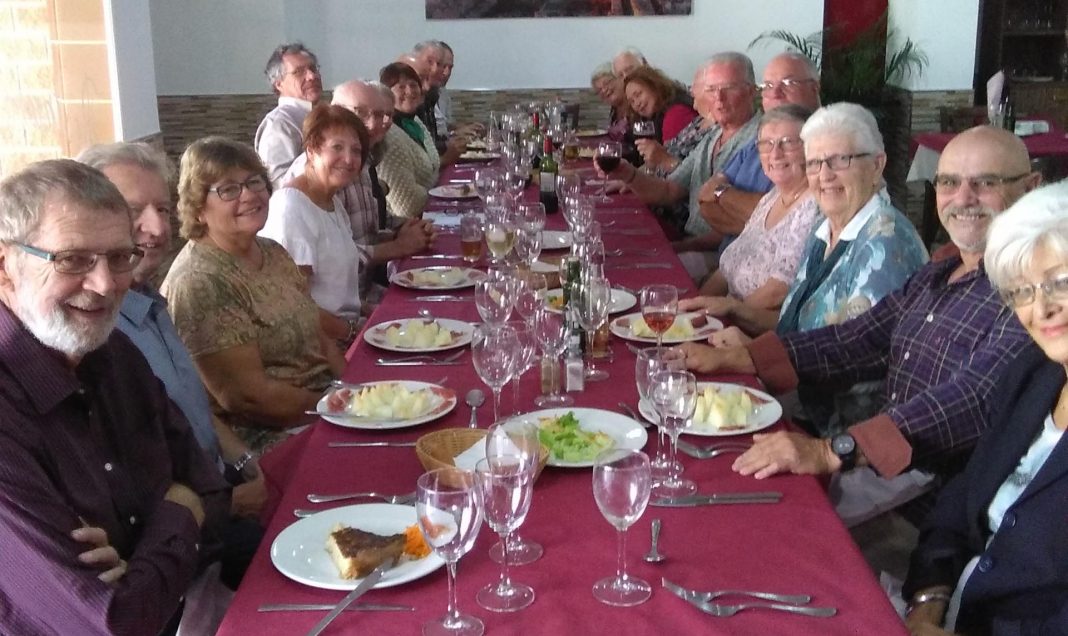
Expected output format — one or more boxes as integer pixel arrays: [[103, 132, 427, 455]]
[[271, 503, 445, 590]]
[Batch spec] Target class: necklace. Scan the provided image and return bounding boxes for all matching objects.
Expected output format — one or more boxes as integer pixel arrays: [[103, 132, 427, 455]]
[[778, 186, 806, 208]]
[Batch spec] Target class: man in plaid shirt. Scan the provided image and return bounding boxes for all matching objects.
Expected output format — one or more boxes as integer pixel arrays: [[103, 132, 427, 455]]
[[679, 126, 1042, 522]]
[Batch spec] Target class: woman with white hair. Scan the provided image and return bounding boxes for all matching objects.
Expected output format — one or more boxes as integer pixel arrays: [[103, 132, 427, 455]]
[[903, 181, 1068, 636]]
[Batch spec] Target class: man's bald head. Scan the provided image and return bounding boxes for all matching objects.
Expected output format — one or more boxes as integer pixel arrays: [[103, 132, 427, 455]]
[[761, 52, 821, 112], [398, 53, 431, 91], [332, 80, 391, 145]]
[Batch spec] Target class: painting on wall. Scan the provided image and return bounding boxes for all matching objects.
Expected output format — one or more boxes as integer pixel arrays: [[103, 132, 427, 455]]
[[426, 0, 693, 19]]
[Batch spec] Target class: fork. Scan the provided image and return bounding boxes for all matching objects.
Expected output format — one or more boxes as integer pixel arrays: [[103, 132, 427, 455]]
[[676, 440, 751, 460], [306, 491, 417, 504], [694, 600, 836, 618], [662, 578, 810, 605], [377, 350, 464, 364]]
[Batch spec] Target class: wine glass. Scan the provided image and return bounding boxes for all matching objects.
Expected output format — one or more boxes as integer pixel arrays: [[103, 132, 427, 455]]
[[565, 197, 595, 238], [474, 456, 536, 612], [485, 418, 544, 565], [635, 348, 683, 482], [513, 229, 543, 267], [591, 449, 652, 607], [631, 120, 656, 140], [484, 217, 515, 265], [474, 167, 501, 203], [557, 172, 582, 200], [650, 369, 698, 498], [594, 140, 621, 202], [417, 468, 484, 636], [472, 325, 518, 424], [516, 202, 546, 234], [575, 274, 611, 381], [532, 307, 573, 407], [513, 272, 547, 326], [508, 320, 538, 413], [640, 284, 679, 350], [503, 162, 529, 200], [475, 278, 515, 328]]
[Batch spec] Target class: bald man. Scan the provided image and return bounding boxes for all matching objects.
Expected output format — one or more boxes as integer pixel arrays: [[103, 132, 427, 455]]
[[759, 52, 822, 112], [677, 126, 1041, 525]]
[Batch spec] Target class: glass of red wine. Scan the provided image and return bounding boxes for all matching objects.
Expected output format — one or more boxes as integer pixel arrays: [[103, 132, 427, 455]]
[[631, 120, 656, 140], [594, 140, 621, 202], [640, 284, 678, 350]]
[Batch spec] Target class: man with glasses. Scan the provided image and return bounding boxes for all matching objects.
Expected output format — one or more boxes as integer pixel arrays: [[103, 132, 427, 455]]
[[678, 126, 1040, 531], [0, 159, 228, 635], [759, 52, 822, 112], [256, 42, 323, 188]]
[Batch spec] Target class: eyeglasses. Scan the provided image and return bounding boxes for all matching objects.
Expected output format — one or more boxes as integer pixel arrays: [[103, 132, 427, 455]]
[[208, 176, 269, 201], [756, 136, 803, 153], [804, 153, 871, 174], [999, 273, 1068, 307], [14, 243, 143, 275], [757, 78, 816, 92], [353, 107, 391, 122], [699, 83, 752, 96], [286, 63, 319, 77], [130, 202, 175, 217], [932, 173, 1030, 195]]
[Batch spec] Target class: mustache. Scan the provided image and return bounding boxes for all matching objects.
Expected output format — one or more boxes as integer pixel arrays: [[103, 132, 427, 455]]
[[943, 204, 996, 219]]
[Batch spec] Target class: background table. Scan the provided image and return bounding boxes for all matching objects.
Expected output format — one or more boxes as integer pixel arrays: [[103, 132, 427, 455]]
[[217, 162, 907, 636]]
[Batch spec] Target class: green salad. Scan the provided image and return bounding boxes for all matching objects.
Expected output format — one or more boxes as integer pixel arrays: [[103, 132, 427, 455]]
[[537, 412, 614, 462]]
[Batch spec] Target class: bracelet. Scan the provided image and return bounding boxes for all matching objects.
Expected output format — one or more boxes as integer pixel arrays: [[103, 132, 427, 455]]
[[344, 319, 357, 343], [232, 451, 256, 473], [905, 590, 951, 617]]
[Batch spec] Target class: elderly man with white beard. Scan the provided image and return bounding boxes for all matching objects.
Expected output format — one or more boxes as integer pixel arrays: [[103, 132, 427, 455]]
[[0, 160, 229, 635]]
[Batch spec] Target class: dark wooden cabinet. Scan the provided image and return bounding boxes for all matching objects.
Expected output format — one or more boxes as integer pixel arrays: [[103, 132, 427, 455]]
[[1012, 80, 1068, 129]]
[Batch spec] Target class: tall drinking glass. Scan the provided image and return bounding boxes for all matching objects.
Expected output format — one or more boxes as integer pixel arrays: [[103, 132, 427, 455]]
[[513, 272, 547, 326], [485, 418, 544, 565], [417, 468, 484, 636], [640, 285, 679, 350], [650, 370, 698, 497], [471, 325, 518, 424], [594, 141, 621, 202], [635, 348, 683, 482], [508, 321, 538, 413], [516, 201, 546, 234], [460, 212, 483, 264], [474, 456, 536, 612], [532, 307, 573, 407], [592, 449, 652, 606], [575, 274, 611, 381], [475, 278, 515, 328]]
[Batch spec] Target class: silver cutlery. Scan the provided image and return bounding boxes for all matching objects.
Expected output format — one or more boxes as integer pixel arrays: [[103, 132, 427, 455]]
[[617, 401, 641, 421], [643, 519, 665, 563], [606, 249, 659, 257], [409, 254, 462, 260], [377, 351, 464, 364], [676, 440, 751, 460], [616, 284, 689, 295], [410, 295, 467, 302], [305, 565, 388, 636], [650, 492, 781, 507], [606, 262, 672, 270], [625, 342, 651, 356], [662, 578, 811, 605], [328, 441, 417, 448], [602, 229, 647, 236], [694, 600, 836, 618], [307, 491, 417, 504], [466, 388, 485, 428], [258, 603, 414, 613], [375, 360, 462, 367]]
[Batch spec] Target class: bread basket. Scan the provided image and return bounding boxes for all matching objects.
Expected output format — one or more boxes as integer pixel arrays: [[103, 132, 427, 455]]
[[416, 428, 550, 479]]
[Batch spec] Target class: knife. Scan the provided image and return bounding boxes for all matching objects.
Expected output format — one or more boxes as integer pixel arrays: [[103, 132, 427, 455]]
[[651, 492, 782, 507], [375, 360, 462, 366], [305, 564, 388, 636], [328, 441, 417, 448], [411, 295, 467, 302], [258, 603, 413, 613], [409, 254, 463, 260], [606, 262, 672, 270]]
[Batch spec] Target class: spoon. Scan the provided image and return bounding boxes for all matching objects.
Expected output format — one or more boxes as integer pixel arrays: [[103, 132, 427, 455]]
[[418, 308, 434, 321], [466, 389, 485, 428], [644, 518, 665, 563]]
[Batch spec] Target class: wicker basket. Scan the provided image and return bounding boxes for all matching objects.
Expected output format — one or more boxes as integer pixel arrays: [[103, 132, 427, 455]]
[[416, 428, 550, 479]]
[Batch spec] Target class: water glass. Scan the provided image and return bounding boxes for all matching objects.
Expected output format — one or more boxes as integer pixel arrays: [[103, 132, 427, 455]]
[[575, 275, 611, 381], [651, 370, 698, 498], [485, 417, 544, 565], [471, 325, 518, 424], [475, 456, 536, 612], [508, 321, 539, 412], [513, 272, 547, 326], [475, 278, 515, 327], [592, 449, 652, 607], [532, 307, 573, 407], [460, 212, 483, 264], [516, 202, 546, 234], [636, 348, 683, 481]]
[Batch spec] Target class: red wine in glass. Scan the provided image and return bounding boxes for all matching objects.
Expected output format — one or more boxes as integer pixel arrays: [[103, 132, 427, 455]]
[[642, 311, 675, 335], [596, 156, 621, 172]]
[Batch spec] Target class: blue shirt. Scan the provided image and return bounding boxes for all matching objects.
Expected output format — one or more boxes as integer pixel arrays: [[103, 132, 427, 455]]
[[718, 139, 774, 250], [117, 286, 223, 471]]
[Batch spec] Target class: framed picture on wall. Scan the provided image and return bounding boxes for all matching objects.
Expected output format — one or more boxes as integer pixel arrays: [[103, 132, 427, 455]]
[[427, 0, 693, 19]]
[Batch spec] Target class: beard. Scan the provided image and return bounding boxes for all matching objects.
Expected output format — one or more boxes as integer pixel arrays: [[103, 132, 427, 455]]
[[14, 284, 119, 361], [942, 204, 997, 252]]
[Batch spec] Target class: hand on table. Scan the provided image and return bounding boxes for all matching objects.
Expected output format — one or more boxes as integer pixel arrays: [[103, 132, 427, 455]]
[[732, 431, 841, 479], [441, 136, 469, 165], [675, 341, 755, 375], [71, 524, 127, 586], [395, 218, 435, 255], [709, 325, 750, 348], [678, 295, 739, 317]]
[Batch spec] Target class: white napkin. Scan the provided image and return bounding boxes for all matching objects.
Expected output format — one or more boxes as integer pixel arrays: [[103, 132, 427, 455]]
[[423, 211, 463, 228], [987, 71, 1005, 113], [452, 435, 522, 471]]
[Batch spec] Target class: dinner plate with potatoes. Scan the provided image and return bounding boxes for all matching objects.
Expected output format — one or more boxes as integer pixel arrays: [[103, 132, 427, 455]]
[[270, 503, 445, 590], [638, 382, 783, 437], [391, 266, 482, 291], [608, 311, 723, 344], [317, 380, 458, 430], [543, 287, 636, 315], [364, 318, 474, 353]]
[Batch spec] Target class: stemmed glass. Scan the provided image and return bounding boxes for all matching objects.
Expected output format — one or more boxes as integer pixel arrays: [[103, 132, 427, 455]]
[[471, 325, 518, 424], [474, 456, 536, 612], [640, 284, 679, 350], [475, 278, 515, 328], [594, 140, 621, 202], [513, 230, 542, 267], [503, 162, 529, 201], [485, 418, 544, 565], [575, 274, 611, 381], [650, 369, 698, 498], [635, 348, 683, 482], [631, 120, 656, 140], [513, 272, 547, 326], [484, 217, 515, 266], [558, 172, 582, 200], [508, 321, 539, 413], [565, 197, 595, 239], [417, 468, 484, 636], [474, 167, 501, 203], [591, 449, 652, 607], [532, 307, 573, 407], [516, 202, 546, 235]]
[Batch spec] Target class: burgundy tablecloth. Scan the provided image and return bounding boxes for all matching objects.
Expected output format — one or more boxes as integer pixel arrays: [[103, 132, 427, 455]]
[[218, 164, 907, 636], [910, 119, 1068, 160]]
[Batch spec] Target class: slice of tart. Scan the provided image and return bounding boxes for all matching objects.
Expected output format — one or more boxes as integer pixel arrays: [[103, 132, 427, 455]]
[[325, 523, 406, 579]]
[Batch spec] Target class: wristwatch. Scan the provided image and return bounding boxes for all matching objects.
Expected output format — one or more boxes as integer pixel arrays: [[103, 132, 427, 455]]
[[830, 433, 857, 471], [712, 183, 731, 201]]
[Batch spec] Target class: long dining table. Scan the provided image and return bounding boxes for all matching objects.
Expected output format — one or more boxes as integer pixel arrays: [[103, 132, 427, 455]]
[[216, 156, 908, 636]]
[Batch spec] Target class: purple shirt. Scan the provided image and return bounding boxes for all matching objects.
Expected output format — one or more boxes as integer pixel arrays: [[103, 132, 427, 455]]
[[0, 303, 230, 635], [783, 255, 1037, 477]]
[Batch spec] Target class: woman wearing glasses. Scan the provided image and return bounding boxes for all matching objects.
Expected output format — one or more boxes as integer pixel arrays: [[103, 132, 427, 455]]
[[682, 103, 927, 435], [162, 137, 341, 453], [903, 182, 1068, 636]]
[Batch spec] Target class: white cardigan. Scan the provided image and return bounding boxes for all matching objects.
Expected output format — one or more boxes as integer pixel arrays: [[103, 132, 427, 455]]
[[377, 118, 440, 219]]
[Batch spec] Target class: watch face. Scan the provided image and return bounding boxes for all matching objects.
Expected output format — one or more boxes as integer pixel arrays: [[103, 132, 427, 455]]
[[832, 434, 855, 456]]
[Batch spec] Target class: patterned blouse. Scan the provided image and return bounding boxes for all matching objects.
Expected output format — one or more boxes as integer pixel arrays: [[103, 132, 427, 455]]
[[718, 189, 821, 299], [652, 116, 713, 178], [161, 238, 334, 452]]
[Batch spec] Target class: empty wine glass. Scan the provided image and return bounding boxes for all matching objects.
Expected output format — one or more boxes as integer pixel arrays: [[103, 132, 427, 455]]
[[558, 172, 582, 200], [575, 274, 611, 381], [592, 449, 652, 607], [594, 140, 621, 202], [472, 325, 518, 423], [640, 284, 679, 350], [475, 278, 515, 328], [474, 167, 501, 203], [417, 467, 484, 636], [513, 272, 547, 326], [503, 163, 529, 199], [650, 369, 698, 498], [513, 229, 543, 267], [474, 456, 536, 612], [485, 417, 544, 565], [532, 307, 573, 407], [635, 348, 684, 482], [508, 320, 538, 413], [516, 201, 546, 234]]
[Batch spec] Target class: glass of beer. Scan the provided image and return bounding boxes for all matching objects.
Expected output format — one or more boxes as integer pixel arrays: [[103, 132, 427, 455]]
[[461, 212, 483, 263]]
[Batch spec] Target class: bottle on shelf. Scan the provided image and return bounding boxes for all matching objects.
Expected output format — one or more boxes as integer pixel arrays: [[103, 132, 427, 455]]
[[539, 137, 559, 214]]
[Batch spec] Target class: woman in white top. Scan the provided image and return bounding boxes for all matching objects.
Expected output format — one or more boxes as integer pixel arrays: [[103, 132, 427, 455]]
[[261, 104, 369, 345]]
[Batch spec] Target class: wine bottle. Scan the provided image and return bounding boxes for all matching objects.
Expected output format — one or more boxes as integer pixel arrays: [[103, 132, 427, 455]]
[[539, 137, 559, 214]]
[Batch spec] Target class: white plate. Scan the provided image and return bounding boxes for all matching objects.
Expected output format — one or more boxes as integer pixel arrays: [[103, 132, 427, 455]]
[[541, 230, 573, 250], [575, 128, 608, 138], [317, 381, 458, 430], [609, 311, 723, 344], [429, 184, 478, 199], [543, 287, 637, 315], [271, 503, 445, 590], [391, 266, 482, 290], [458, 151, 501, 161], [530, 260, 558, 274], [521, 407, 647, 468], [364, 317, 474, 353], [638, 382, 782, 437]]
